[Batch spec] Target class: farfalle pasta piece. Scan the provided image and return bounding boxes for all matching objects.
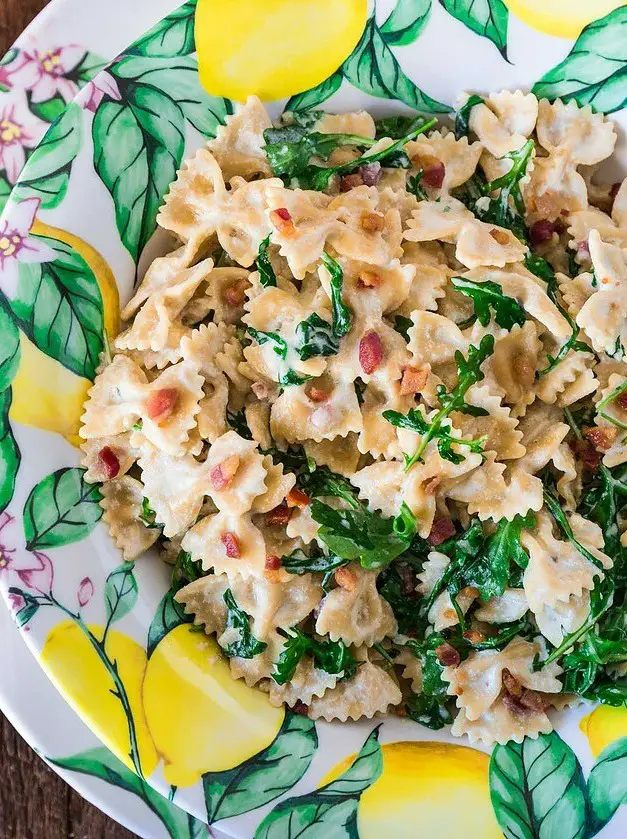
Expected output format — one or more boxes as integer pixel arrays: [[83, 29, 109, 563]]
[[332, 312, 410, 391], [231, 572, 321, 639], [396, 264, 449, 316], [315, 564, 397, 646], [269, 659, 337, 708], [408, 311, 468, 369], [316, 109, 376, 138], [228, 629, 285, 687], [395, 648, 422, 692], [270, 378, 363, 444], [404, 196, 473, 243], [81, 432, 137, 483], [524, 152, 588, 221], [182, 510, 266, 578], [451, 693, 553, 746], [516, 402, 569, 473], [80, 356, 203, 456], [455, 220, 527, 269], [568, 208, 627, 251], [357, 383, 411, 460], [536, 350, 597, 406], [521, 511, 610, 612], [303, 434, 361, 477], [588, 228, 627, 286], [534, 592, 590, 647], [182, 266, 252, 327], [207, 95, 273, 181], [100, 476, 160, 561], [407, 131, 482, 193], [467, 90, 538, 157], [175, 574, 229, 633], [328, 186, 403, 265], [536, 99, 616, 166], [595, 373, 627, 467], [484, 321, 541, 415], [452, 385, 524, 460], [251, 455, 296, 513], [416, 551, 476, 631], [475, 589, 529, 623], [557, 271, 596, 321], [331, 255, 415, 316], [203, 430, 267, 514], [307, 648, 402, 721]]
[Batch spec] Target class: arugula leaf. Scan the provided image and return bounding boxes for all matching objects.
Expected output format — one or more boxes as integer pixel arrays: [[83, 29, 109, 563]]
[[246, 327, 288, 359], [311, 500, 416, 570], [595, 379, 627, 434], [281, 549, 348, 576], [451, 277, 526, 330], [375, 113, 425, 139], [171, 549, 205, 589], [544, 488, 607, 573], [321, 252, 353, 337], [272, 628, 356, 685], [475, 140, 534, 241], [391, 335, 494, 470], [263, 126, 376, 180], [297, 466, 360, 508], [466, 513, 534, 601], [454, 94, 484, 139], [523, 252, 554, 283], [421, 519, 485, 615], [394, 315, 413, 341], [383, 407, 486, 466], [139, 497, 162, 529], [377, 557, 426, 635], [278, 370, 312, 387], [401, 634, 455, 728], [407, 171, 427, 200], [226, 407, 253, 440], [222, 589, 267, 659], [294, 312, 339, 361], [405, 692, 453, 729], [289, 110, 325, 129], [256, 235, 277, 288]]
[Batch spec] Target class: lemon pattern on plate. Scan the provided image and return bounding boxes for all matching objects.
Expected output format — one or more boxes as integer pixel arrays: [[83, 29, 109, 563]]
[[504, 0, 625, 39]]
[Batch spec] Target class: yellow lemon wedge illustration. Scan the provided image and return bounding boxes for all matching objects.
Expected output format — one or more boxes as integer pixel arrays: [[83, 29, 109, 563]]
[[580, 704, 627, 757], [41, 620, 158, 776], [10, 220, 119, 447], [142, 624, 284, 787], [195, 0, 367, 101], [503, 0, 624, 39], [322, 741, 502, 839]]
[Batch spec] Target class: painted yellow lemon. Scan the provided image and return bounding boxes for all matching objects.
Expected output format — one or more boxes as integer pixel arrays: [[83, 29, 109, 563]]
[[581, 704, 627, 757], [10, 220, 119, 447], [195, 0, 367, 101], [142, 624, 284, 787], [41, 620, 158, 776], [323, 741, 502, 839], [504, 0, 624, 39]]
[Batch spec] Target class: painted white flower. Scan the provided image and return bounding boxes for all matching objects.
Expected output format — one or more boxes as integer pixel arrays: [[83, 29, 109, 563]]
[[0, 96, 46, 184], [0, 197, 56, 298], [9, 44, 85, 104]]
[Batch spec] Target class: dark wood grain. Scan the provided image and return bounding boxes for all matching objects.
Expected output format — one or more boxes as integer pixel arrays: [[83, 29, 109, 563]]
[[0, 6, 137, 837]]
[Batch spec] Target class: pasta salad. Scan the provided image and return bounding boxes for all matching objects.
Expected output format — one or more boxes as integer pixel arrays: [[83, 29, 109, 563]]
[[80, 93, 627, 745]]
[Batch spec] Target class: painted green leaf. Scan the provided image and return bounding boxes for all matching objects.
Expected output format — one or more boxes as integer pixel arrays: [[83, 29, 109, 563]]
[[129, 0, 197, 57], [104, 562, 139, 626], [255, 726, 382, 839], [70, 52, 108, 86], [343, 17, 450, 114], [381, 0, 432, 46], [50, 746, 208, 839], [285, 71, 343, 113], [532, 7, 627, 113], [28, 94, 66, 124], [113, 55, 231, 137], [22, 467, 102, 550], [14, 235, 104, 380], [440, 0, 508, 59], [588, 736, 627, 833], [0, 301, 20, 392], [0, 389, 20, 514], [490, 732, 588, 839], [0, 48, 18, 67], [0, 173, 11, 214], [93, 83, 185, 262], [204, 713, 318, 824], [14, 102, 82, 209], [147, 589, 190, 657]]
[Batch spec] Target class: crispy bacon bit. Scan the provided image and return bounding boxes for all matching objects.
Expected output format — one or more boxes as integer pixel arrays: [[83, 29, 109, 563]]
[[435, 642, 461, 667], [221, 532, 240, 558], [359, 331, 383, 374], [307, 385, 330, 403], [422, 162, 446, 189], [463, 628, 486, 644], [583, 425, 618, 452], [400, 366, 428, 395], [265, 554, 282, 570], [398, 564, 418, 597], [357, 269, 382, 288], [340, 173, 363, 192], [287, 487, 311, 508], [145, 388, 178, 423], [210, 454, 240, 490], [489, 228, 510, 246], [292, 700, 309, 716], [519, 690, 549, 712], [361, 211, 385, 233], [577, 238, 590, 258], [334, 566, 358, 591], [265, 503, 293, 527], [502, 668, 523, 697], [98, 446, 120, 480], [615, 391, 627, 412], [269, 207, 295, 235], [359, 162, 382, 186], [423, 476, 441, 496], [529, 219, 560, 245], [427, 517, 456, 546], [224, 280, 248, 307], [570, 438, 601, 472]]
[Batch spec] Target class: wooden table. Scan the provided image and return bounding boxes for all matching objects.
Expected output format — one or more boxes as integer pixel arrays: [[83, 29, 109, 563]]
[[0, 2, 135, 836]]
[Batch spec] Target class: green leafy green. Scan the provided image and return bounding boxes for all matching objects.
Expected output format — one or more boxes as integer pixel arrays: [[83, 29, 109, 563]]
[[375, 114, 424, 139], [441, 0, 509, 60], [226, 407, 253, 440], [311, 499, 416, 570], [263, 125, 375, 180], [139, 497, 162, 529], [532, 7, 627, 114], [297, 466, 360, 508], [256, 235, 277, 288], [294, 312, 339, 361], [384, 407, 486, 465], [22, 467, 102, 550], [394, 314, 413, 341], [281, 548, 349, 577], [203, 713, 318, 824], [377, 556, 426, 634], [476, 140, 534, 240], [272, 628, 356, 685], [380, 0, 432, 46], [247, 327, 288, 359], [451, 277, 526, 329], [222, 589, 267, 659], [489, 733, 588, 839], [171, 549, 205, 587], [401, 634, 455, 729], [454, 94, 484, 139], [321, 252, 352, 337], [278, 369, 312, 387], [407, 170, 427, 199], [467, 513, 534, 601], [544, 488, 606, 573], [405, 692, 453, 729]]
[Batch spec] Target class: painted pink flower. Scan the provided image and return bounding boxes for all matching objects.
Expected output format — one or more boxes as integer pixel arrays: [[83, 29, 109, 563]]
[[0, 97, 45, 184], [80, 71, 121, 114], [9, 45, 85, 104], [0, 197, 56, 299], [16, 551, 53, 595], [8, 591, 25, 612], [77, 576, 94, 607], [0, 513, 52, 595], [0, 66, 12, 91]]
